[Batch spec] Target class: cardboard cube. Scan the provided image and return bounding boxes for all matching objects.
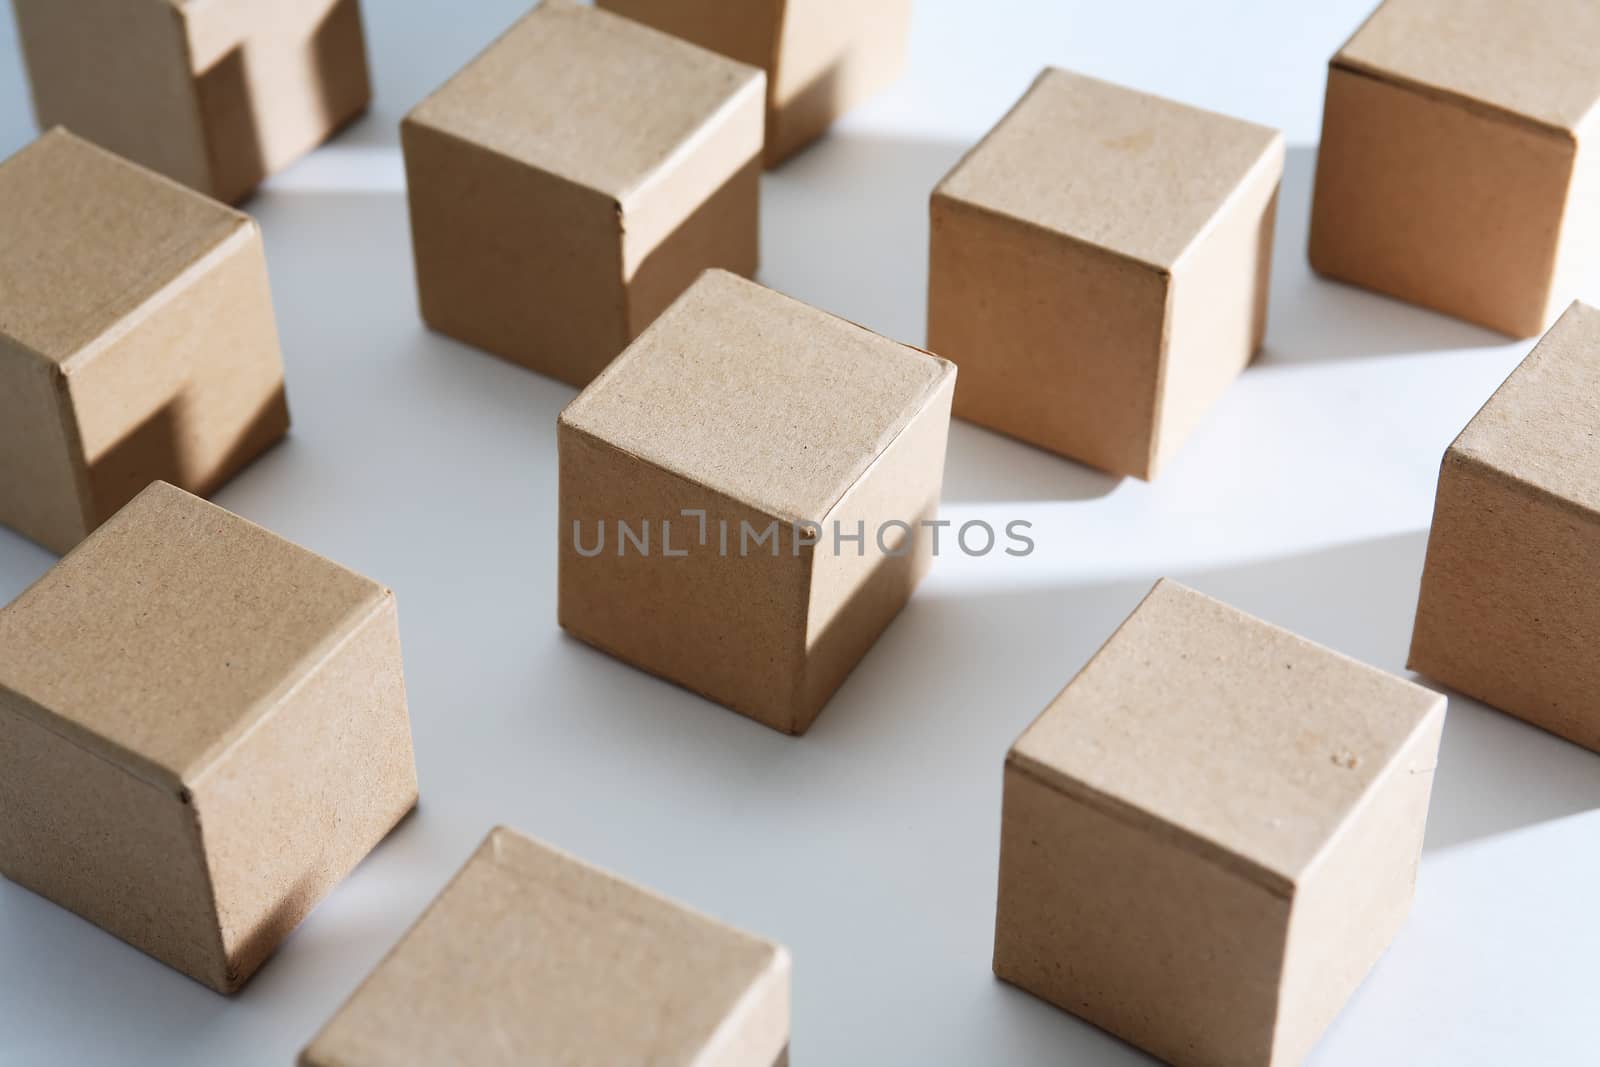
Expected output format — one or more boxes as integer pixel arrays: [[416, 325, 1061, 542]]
[[0, 129, 290, 556], [1310, 0, 1600, 338], [12, 0, 370, 204], [0, 482, 417, 994], [402, 0, 765, 388], [929, 69, 1283, 480], [996, 580, 1445, 1067], [558, 270, 955, 735], [300, 826, 790, 1067], [1411, 302, 1600, 752], [596, 0, 912, 166]]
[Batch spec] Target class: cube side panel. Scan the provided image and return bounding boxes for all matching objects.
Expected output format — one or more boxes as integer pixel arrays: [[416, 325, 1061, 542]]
[[65, 225, 290, 534], [766, 0, 911, 165], [995, 763, 1290, 1067], [0, 694, 227, 990], [1156, 147, 1282, 475], [1273, 702, 1443, 1066], [0, 341, 90, 554], [192, 0, 372, 204], [402, 121, 629, 388], [12, 0, 213, 196], [1411, 452, 1600, 751], [558, 422, 812, 734], [1309, 66, 1573, 339], [799, 374, 954, 732], [191, 595, 417, 992], [929, 195, 1166, 478]]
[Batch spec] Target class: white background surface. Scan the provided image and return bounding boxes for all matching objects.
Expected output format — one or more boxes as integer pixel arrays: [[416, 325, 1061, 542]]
[[2, 2, 1598, 1064]]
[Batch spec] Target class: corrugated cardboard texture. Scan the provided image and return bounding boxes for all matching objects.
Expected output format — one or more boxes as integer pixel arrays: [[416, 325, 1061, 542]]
[[1411, 302, 1600, 752], [0, 129, 289, 555], [300, 826, 790, 1067], [998, 580, 1445, 1066], [560, 270, 954, 734], [0, 482, 417, 992], [13, 0, 370, 203], [1309, 0, 1600, 338], [598, 0, 912, 167], [929, 68, 1282, 479], [403, 0, 764, 387]]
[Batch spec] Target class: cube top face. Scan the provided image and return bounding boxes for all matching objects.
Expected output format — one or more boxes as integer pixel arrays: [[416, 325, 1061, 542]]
[[1338, 0, 1600, 133], [935, 68, 1282, 272], [406, 0, 763, 206], [0, 482, 385, 789], [1011, 580, 1444, 892], [1451, 302, 1600, 516], [561, 270, 955, 526], [303, 827, 790, 1067], [0, 129, 246, 363]]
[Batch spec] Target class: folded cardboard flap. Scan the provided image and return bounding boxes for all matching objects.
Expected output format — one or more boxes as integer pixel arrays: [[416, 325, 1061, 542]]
[[300, 826, 790, 1067]]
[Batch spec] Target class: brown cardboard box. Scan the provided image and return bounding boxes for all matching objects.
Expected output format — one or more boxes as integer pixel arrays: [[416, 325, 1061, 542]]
[[928, 69, 1283, 480], [0, 128, 290, 556], [11, 0, 371, 204], [0, 482, 417, 994], [559, 269, 955, 735], [299, 825, 791, 1067], [996, 580, 1445, 1067], [1309, 0, 1600, 339], [402, 0, 765, 388], [1411, 302, 1600, 752], [596, 0, 911, 166]]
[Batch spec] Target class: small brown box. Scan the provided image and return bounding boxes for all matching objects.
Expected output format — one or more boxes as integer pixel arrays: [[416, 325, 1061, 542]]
[[11, 0, 371, 204], [300, 825, 791, 1067], [596, 0, 911, 167], [0, 129, 290, 556], [996, 580, 1445, 1067], [401, 0, 765, 388], [1411, 302, 1600, 752], [0, 482, 418, 994], [1309, 0, 1600, 339], [558, 269, 955, 736], [929, 69, 1283, 480]]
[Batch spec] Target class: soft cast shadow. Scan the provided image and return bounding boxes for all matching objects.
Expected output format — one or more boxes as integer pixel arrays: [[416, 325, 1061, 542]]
[[1259, 145, 1508, 365], [760, 131, 968, 349], [942, 421, 1121, 504]]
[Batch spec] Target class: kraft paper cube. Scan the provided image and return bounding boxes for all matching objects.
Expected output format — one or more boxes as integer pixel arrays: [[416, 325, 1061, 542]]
[[0, 129, 290, 556], [12, 0, 371, 204], [402, 0, 765, 388], [300, 826, 791, 1067], [1310, 0, 1600, 338], [0, 482, 418, 994], [597, 0, 911, 166], [996, 580, 1445, 1067], [929, 69, 1284, 480], [559, 270, 955, 735], [1411, 303, 1600, 752]]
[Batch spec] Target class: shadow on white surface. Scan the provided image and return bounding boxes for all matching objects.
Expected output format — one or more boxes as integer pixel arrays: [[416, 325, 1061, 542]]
[[1259, 146, 1508, 365]]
